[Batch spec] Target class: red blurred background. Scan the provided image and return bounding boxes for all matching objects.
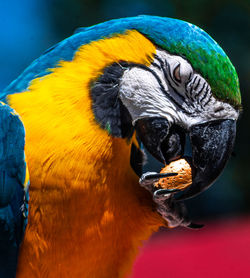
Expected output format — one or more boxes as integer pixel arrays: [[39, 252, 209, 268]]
[[131, 217, 250, 277]]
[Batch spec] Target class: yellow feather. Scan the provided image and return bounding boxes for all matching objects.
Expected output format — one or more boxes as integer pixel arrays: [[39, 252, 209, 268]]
[[8, 30, 164, 278], [23, 162, 30, 189]]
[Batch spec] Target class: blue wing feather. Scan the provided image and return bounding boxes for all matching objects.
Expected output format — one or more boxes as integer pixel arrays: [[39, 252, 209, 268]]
[[0, 102, 29, 278]]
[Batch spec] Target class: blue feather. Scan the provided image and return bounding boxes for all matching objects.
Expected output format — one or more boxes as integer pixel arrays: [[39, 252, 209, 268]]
[[2, 15, 226, 98], [0, 102, 29, 277]]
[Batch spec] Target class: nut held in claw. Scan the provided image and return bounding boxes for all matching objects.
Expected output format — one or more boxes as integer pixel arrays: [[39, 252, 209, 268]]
[[154, 158, 192, 190]]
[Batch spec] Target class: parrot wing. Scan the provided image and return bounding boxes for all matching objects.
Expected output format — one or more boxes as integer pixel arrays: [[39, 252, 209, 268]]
[[0, 102, 29, 278]]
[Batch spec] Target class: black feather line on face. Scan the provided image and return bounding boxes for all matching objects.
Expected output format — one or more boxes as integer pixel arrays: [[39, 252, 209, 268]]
[[90, 62, 134, 138], [91, 62, 147, 175], [130, 142, 144, 177]]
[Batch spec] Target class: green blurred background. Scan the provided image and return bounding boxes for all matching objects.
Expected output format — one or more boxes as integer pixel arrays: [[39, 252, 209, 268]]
[[0, 0, 249, 222]]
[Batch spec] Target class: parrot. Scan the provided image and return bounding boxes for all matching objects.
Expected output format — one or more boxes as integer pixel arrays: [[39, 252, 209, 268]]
[[0, 15, 241, 278]]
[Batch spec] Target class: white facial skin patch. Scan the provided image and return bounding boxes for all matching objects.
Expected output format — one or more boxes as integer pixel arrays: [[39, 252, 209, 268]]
[[119, 49, 239, 130]]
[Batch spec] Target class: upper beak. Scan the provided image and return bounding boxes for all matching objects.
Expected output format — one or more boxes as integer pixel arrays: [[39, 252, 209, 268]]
[[135, 117, 236, 200], [176, 119, 236, 200]]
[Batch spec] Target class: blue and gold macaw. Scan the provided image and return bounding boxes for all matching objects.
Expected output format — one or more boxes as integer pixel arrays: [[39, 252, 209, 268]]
[[0, 16, 241, 277]]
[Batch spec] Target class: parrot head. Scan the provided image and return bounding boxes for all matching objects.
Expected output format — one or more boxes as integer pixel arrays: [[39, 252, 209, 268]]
[[89, 16, 241, 202]]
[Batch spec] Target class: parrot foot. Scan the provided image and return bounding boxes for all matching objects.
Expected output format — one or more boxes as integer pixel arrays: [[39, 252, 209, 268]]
[[152, 190, 190, 228], [154, 191, 204, 229], [139, 172, 203, 229]]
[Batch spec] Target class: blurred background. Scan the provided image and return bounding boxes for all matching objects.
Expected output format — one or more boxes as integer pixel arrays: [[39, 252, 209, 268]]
[[0, 0, 249, 277]]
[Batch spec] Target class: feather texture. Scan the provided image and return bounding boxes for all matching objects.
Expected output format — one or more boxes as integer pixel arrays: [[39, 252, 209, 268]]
[[0, 102, 29, 278], [7, 30, 163, 278], [3, 15, 240, 107]]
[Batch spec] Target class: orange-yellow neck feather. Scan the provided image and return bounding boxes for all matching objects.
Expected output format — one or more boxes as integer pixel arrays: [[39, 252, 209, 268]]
[[8, 30, 164, 278]]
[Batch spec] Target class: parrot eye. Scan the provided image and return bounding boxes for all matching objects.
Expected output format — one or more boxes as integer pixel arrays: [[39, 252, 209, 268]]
[[173, 64, 181, 82], [165, 56, 194, 87]]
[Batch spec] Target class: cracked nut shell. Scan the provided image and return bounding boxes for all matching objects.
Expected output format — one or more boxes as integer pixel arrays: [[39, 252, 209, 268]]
[[154, 158, 192, 190]]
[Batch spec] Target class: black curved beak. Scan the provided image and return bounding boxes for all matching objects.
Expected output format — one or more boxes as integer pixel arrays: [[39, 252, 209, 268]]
[[135, 117, 236, 200], [176, 119, 236, 200]]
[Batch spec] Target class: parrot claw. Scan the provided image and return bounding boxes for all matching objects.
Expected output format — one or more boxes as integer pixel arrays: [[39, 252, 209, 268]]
[[187, 222, 204, 229], [153, 188, 181, 197], [139, 172, 178, 193]]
